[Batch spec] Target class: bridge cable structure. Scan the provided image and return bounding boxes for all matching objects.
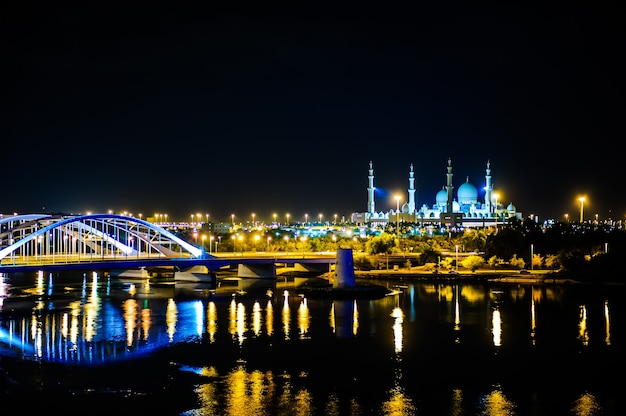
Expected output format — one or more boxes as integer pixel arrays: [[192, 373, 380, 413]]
[[0, 213, 204, 270]]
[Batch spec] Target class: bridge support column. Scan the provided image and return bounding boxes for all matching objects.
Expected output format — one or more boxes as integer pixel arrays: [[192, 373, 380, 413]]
[[237, 263, 276, 279], [334, 248, 355, 288]]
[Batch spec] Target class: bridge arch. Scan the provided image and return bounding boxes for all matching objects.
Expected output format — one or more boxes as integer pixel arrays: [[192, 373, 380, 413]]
[[0, 213, 203, 266]]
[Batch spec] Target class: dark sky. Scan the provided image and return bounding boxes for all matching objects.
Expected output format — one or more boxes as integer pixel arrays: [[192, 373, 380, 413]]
[[3, 4, 625, 223]]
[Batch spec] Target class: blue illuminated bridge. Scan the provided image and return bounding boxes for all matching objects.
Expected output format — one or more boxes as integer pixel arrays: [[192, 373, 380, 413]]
[[0, 213, 336, 275]]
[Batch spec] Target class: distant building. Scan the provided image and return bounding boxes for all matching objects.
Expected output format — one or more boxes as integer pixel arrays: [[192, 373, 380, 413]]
[[352, 159, 522, 228]]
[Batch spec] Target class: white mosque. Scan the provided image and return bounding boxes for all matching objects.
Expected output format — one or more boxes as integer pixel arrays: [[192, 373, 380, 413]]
[[351, 158, 523, 228]]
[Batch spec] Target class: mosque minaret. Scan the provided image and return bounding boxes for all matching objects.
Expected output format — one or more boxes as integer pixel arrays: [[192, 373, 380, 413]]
[[407, 164, 416, 215], [354, 159, 522, 228], [367, 161, 375, 215]]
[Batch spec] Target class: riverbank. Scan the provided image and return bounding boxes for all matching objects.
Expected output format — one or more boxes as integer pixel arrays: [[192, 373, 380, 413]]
[[348, 268, 582, 284]]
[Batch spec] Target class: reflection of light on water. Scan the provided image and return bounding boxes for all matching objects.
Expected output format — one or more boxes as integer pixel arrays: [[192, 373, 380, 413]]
[[478, 385, 515, 415], [282, 291, 290, 340], [531, 295, 536, 345], [190, 367, 316, 416], [381, 382, 415, 415], [449, 388, 463, 416], [604, 299, 611, 346], [141, 308, 151, 341], [237, 302, 246, 345], [329, 303, 335, 334], [579, 305, 589, 346], [266, 300, 274, 336], [207, 301, 217, 343], [229, 298, 237, 337], [0, 273, 7, 311], [298, 297, 309, 338], [353, 299, 359, 336], [571, 391, 603, 415], [454, 285, 461, 332], [492, 307, 502, 347], [391, 306, 404, 353], [124, 298, 138, 346], [166, 298, 178, 342], [252, 301, 262, 336]]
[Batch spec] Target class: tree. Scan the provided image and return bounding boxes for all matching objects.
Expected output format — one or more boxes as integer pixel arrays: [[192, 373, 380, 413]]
[[461, 255, 485, 272]]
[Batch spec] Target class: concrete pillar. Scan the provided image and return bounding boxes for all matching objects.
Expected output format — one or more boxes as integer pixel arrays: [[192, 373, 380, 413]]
[[334, 248, 355, 288]]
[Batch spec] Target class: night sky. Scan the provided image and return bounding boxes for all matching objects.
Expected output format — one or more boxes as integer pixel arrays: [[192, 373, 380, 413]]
[[3, 4, 625, 223]]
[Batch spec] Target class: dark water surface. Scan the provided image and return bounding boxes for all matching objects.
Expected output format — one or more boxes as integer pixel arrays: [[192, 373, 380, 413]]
[[1, 270, 625, 415]]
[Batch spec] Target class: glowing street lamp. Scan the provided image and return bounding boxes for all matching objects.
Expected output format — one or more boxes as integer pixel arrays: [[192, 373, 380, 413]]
[[273, 213, 277, 224], [579, 197, 585, 223], [286, 213, 290, 225], [252, 213, 256, 228], [231, 214, 235, 226], [318, 213, 323, 224], [305, 213, 308, 224]]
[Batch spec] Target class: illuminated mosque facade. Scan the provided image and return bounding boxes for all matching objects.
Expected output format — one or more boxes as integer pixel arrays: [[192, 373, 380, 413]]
[[351, 159, 523, 228]]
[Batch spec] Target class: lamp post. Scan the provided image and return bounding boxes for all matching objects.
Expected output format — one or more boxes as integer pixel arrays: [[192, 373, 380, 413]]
[[252, 213, 256, 228], [579, 197, 585, 223], [231, 214, 235, 227], [394, 195, 401, 235], [305, 213, 308, 224], [273, 213, 277, 225], [318, 213, 323, 224], [286, 213, 290, 225]]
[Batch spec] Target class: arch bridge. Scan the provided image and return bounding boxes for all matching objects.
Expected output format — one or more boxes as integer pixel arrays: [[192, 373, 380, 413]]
[[0, 213, 204, 271]]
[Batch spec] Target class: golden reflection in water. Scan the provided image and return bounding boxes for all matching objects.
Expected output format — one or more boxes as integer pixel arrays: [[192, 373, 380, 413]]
[[30, 314, 43, 358], [391, 306, 404, 353], [282, 291, 291, 340], [461, 285, 486, 303], [578, 305, 589, 346], [478, 385, 515, 415], [207, 301, 217, 342], [166, 298, 178, 342], [604, 299, 611, 346], [329, 303, 336, 334], [531, 295, 536, 345], [236, 302, 246, 345], [69, 300, 80, 347], [449, 388, 464, 416], [252, 301, 262, 337], [141, 307, 151, 341], [454, 285, 460, 332], [492, 307, 502, 347], [123, 298, 138, 346], [266, 300, 274, 336], [229, 298, 237, 337], [298, 297, 310, 338], [352, 299, 359, 336], [381, 383, 415, 415], [571, 391, 603, 415]]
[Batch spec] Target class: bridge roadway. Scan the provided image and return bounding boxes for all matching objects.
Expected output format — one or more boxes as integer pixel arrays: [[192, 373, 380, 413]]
[[0, 252, 337, 274]]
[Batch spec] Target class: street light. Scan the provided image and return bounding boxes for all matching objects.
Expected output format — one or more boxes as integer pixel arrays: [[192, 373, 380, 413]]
[[305, 213, 308, 224], [231, 214, 235, 227], [579, 197, 585, 222], [286, 213, 290, 225], [318, 213, 323, 224], [252, 213, 256, 228], [267, 236, 272, 251], [273, 213, 277, 224], [394, 195, 401, 235]]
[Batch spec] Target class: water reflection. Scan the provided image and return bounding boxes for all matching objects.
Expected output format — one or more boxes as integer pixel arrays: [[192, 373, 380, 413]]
[[1, 272, 625, 415]]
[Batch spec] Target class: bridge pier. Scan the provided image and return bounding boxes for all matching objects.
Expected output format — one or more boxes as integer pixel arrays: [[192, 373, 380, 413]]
[[334, 248, 356, 288]]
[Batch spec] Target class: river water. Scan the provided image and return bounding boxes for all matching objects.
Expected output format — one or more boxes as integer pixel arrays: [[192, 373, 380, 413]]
[[1, 270, 625, 415]]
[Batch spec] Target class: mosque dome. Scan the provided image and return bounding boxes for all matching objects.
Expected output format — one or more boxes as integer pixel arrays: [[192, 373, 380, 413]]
[[436, 188, 447, 205], [507, 202, 516, 211], [457, 177, 478, 204]]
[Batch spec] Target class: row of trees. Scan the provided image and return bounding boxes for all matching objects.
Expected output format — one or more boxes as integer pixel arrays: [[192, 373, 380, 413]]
[[180, 218, 626, 282]]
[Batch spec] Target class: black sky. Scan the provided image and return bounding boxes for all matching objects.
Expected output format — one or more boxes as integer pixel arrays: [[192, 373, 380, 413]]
[[3, 4, 625, 223]]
